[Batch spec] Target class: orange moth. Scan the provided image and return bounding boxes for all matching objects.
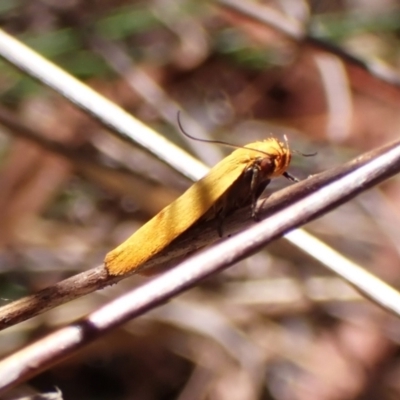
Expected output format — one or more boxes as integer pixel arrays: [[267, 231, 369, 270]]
[[105, 125, 299, 276]]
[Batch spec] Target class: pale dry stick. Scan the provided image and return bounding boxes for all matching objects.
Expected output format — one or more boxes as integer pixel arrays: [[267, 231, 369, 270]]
[[217, 0, 400, 86], [0, 139, 399, 330], [0, 29, 208, 181], [286, 229, 400, 308], [2, 140, 400, 392]]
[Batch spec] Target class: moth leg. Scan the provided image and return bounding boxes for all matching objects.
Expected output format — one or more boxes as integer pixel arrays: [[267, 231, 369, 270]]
[[250, 165, 261, 220], [283, 171, 300, 182], [215, 196, 228, 238], [217, 212, 224, 237]]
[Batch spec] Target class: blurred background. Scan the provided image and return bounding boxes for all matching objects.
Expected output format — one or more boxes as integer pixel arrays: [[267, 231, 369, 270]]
[[2, 0, 400, 399]]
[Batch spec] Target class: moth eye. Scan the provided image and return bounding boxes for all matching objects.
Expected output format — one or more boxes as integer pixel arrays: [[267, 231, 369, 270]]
[[259, 156, 274, 171]]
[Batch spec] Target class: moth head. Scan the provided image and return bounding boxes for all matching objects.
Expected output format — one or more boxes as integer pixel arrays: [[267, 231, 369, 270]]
[[267, 138, 292, 177]]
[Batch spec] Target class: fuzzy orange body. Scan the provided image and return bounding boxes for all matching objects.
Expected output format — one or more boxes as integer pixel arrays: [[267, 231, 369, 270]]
[[105, 138, 292, 275]]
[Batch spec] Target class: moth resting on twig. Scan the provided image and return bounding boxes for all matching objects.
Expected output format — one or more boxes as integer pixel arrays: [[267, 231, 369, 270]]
[[105, 127, 300, 275]]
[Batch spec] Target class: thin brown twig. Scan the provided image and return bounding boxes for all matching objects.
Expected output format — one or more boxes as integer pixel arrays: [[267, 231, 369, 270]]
[[0, 139, 399, 331], [1, 139, 400, 392]]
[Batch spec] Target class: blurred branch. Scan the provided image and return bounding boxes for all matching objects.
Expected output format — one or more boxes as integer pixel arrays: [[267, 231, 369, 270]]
[[0, 106, 180, 207], [1, 139, 400, 333], [217, 0, 400, 86], [86, 32, 222, 166], [314, 53, 353, 140], [1, 138, 400, 392], [0, 28, 208, 181], [0, 106, 76, 157], [147, 300, 265, 374], [218, 0, 306, 39], [223, 276, 362, 305]]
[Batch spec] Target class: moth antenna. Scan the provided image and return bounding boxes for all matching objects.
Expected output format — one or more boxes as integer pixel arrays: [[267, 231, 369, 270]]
[[281, 133, 316, 157], [177, 111, 272, 157], [177, 111, 316, 161], [177, 111, 237, 147], [177, 111, 210, 143], [282, 132, 316, 158], [293, 149, 317, 157]]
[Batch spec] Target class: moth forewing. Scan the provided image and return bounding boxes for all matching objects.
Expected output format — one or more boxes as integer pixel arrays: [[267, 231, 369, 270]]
[[105, 138, 293, 276]]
